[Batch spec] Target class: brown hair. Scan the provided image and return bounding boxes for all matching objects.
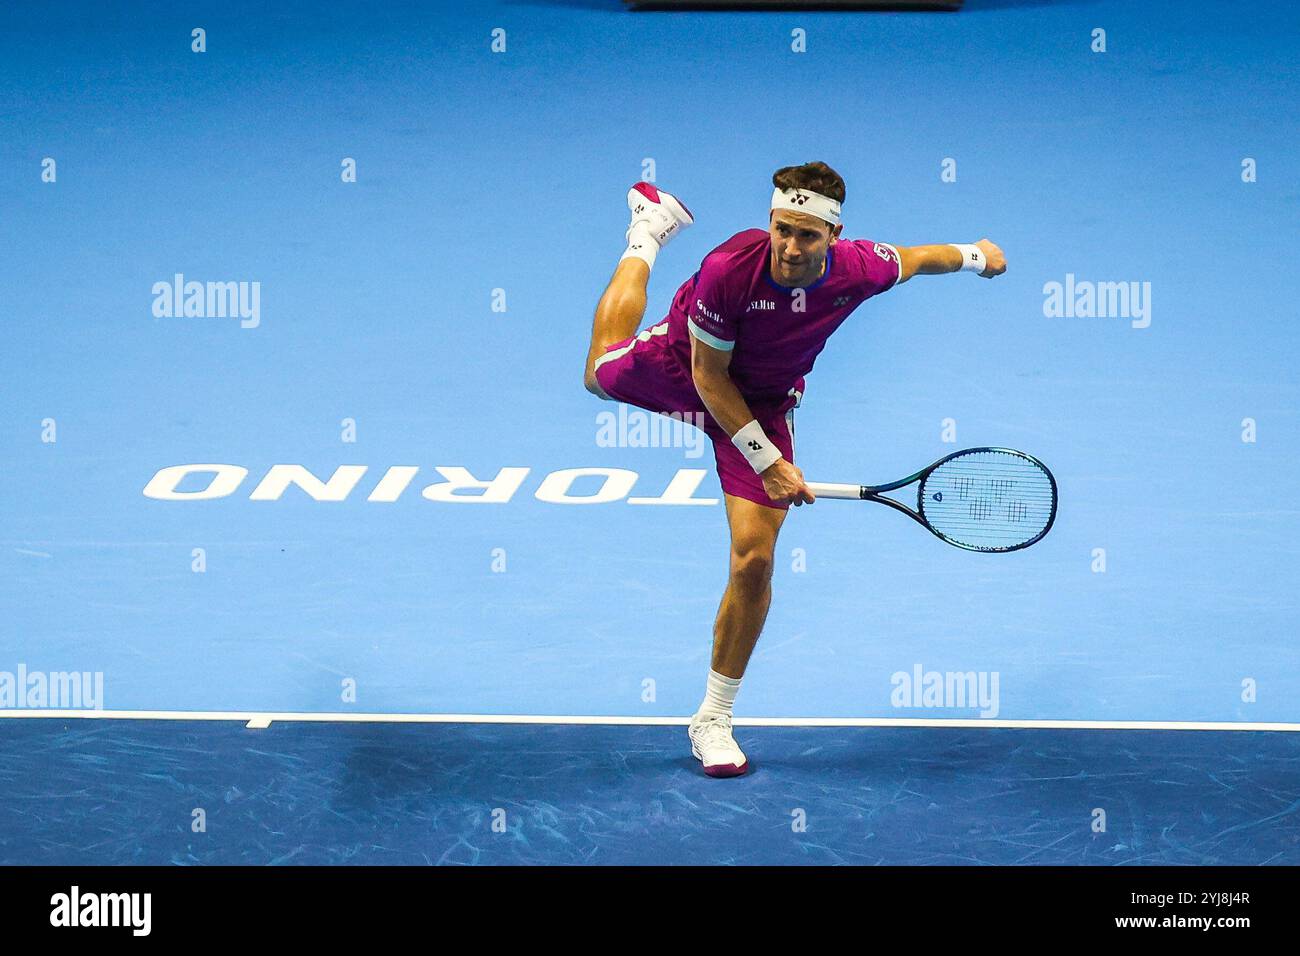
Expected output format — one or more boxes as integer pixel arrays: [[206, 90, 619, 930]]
[[772, 161, 846, 204]]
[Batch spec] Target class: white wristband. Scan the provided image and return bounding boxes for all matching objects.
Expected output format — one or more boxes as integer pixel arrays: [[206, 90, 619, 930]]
[[731, 419, 782, 474], [951, 243, 987, 274]]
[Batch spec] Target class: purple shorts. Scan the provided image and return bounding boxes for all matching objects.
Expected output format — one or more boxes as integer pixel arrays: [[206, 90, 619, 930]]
[[593, 321, 802, 510]]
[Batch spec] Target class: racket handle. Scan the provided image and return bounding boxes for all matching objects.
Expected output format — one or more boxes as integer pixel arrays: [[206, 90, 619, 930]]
[[805, 481, 865, 500]]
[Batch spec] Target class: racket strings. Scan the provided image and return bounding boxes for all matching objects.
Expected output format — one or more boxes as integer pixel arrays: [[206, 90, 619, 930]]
[[919, 451, 1056, 551]]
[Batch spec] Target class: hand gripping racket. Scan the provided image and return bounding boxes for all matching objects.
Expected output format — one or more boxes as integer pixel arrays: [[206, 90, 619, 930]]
[[806, 447, 1058, 553]]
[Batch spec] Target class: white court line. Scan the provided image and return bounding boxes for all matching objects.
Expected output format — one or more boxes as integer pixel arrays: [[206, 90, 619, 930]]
[[0, 710, 1298, 732]]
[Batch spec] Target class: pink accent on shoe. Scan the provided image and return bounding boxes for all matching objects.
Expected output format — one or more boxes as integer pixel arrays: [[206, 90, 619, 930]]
[[632, 181, 661, 203], [703, 760, 749, 778]]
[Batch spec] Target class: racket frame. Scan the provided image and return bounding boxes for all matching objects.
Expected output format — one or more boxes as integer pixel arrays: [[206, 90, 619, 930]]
[[807, 446, 1058, 553]]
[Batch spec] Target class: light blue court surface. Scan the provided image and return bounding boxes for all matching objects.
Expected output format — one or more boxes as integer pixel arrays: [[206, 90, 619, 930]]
[[2, 0, 1298, 864]]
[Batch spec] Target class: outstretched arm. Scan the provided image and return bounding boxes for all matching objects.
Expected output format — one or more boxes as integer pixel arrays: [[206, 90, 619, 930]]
[[895, 238, 1006, 283]]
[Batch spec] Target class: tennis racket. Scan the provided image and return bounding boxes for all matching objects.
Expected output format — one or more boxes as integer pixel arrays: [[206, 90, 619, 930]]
[[806, 447, 1057, 553]]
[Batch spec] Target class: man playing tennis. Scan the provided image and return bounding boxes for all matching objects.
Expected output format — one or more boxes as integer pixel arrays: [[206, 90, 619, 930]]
[[582, 162, 1006, 777]]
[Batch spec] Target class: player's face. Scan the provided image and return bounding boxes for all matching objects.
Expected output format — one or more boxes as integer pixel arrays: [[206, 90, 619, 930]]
[[769, 210, 840, 287]]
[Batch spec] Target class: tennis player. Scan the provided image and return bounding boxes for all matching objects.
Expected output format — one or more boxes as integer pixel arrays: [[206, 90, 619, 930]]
[[583, 162, 1006, 777]]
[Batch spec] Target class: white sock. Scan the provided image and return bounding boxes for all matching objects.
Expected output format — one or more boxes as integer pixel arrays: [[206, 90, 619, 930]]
[[619, 224, 658, 270], [695, 668, 742, 720]]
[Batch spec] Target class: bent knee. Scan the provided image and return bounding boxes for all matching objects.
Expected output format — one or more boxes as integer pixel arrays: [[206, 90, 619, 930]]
[[583, 367, 610, 400], [729, 547, 775, 587]]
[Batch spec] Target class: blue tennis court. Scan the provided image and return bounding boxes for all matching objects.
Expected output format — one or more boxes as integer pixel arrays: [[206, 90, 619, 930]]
[[2, 0, 1298, 864]]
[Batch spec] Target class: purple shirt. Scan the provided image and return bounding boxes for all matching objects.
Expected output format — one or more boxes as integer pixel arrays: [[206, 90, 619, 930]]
[[665, 228, 901, 403]]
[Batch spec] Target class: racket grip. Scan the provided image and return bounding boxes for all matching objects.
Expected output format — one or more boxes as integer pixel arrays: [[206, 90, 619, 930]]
[[805, 482, 865, 500]]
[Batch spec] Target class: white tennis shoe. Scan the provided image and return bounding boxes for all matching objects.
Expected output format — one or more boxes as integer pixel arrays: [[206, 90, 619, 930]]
[[688, 712, 749, 778], [626, 181, 694, 247]]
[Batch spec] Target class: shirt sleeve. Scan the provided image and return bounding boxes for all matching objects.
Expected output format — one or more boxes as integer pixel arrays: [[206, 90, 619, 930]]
[[847, 239, 903, 296], [686, 255, 739, 352]]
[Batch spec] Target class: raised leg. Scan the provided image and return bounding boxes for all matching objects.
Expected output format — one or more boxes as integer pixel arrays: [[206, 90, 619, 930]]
[[583, 258, 650, 397]]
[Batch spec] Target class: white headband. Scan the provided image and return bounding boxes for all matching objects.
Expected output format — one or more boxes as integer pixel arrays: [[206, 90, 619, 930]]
[[770, 186, 841, 226]]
